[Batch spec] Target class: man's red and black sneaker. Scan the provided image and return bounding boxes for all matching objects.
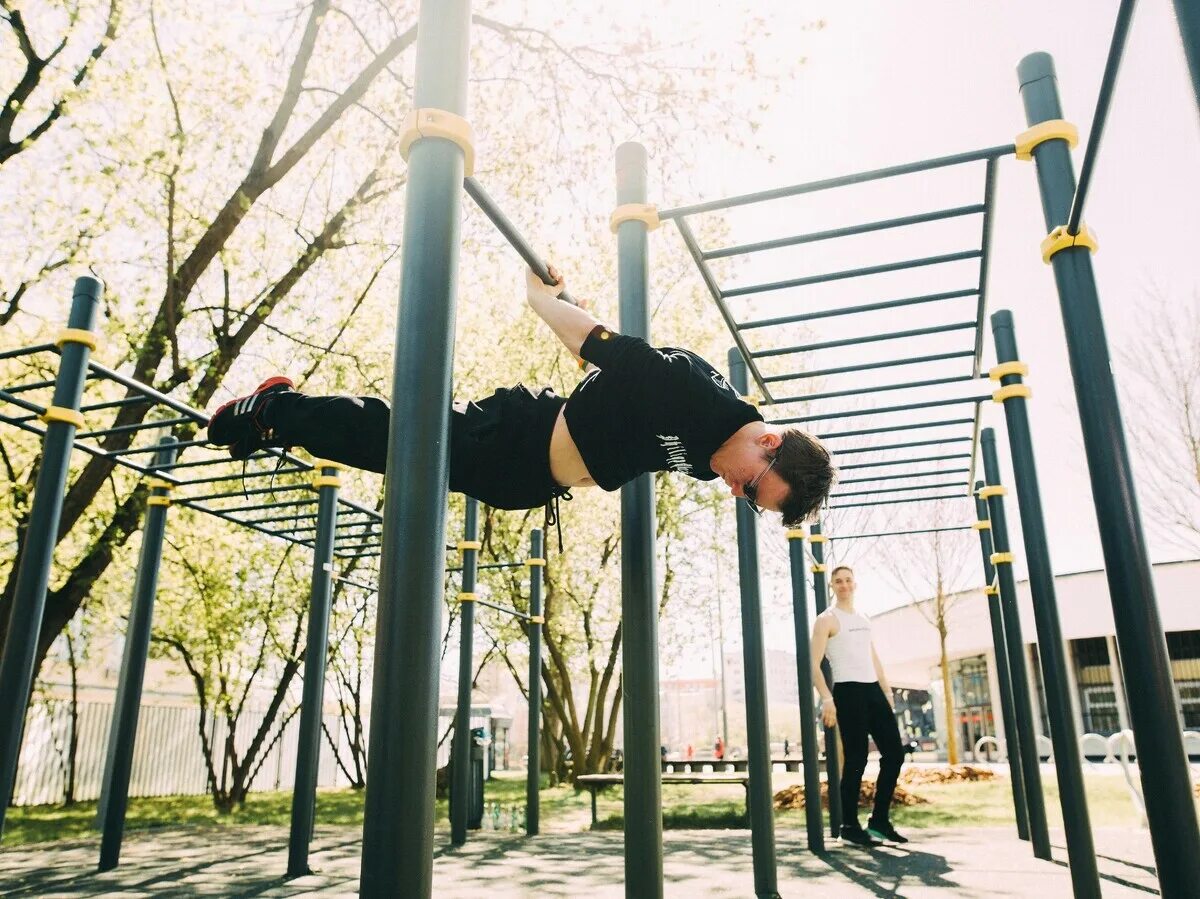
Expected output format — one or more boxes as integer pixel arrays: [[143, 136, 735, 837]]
[[206, 377, 294, 459]]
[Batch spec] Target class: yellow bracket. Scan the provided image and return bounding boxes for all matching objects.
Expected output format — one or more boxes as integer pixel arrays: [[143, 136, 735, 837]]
[[147, 496, 172, 507], [457, 592, 477, 603], [56, 328, 98, 352], [993, 384, 1032, 403], [1041, 224, 1098, 264], [312, 475, 341, 490], [399, 108, 475, 177], [311, 458, 349, 472], [147, 478, 175, 492], [811, 564, 826, 574], [977, 485, 1007, 499], [528, 615, 545, 624], [1014, 119, 1079, 161], [458, 540, 482, 552], [40, 406, 84, 428], [808, 534, 828, 544], [785, 529, 805, 541], [991, 552, 1015, 565], [984, 585, 999, 596], [526, 558, 546, 567], [989, 361, 1029, 381], [609, 203, 660, 233], [971, 520, 991, 531]]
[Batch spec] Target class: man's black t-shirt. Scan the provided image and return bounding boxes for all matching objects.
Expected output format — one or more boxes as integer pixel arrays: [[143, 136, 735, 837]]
[[563, 326, 763, 491]]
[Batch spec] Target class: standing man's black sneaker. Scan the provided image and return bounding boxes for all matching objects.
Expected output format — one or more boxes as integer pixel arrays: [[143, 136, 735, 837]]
[[867, 820, 908, 843], [840, 825, 883, 847], [206, 377, 294, 459]]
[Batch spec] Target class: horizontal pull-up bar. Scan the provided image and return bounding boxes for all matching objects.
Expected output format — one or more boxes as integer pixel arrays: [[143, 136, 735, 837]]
[[446, 561, 526, 573], [108, 438, 211, 455], [830, 436, 974, 456], [332, 573, 378, 592], [658, 144, 1016, 219], [813, 417, 976, 440], [753, 321, 977, 360], [829, 525, 975, 541], [838, 467, 971, 486], [776, 393, 990, 425], [772, 374, 977, 406], [0, 342, 58, 362], [829, 491, 968, 510], [185, 482, 310, 503], [831, 480, 969, 500], [469, 595, 534, 621], [838, 452, 972, 471], [171, 465, 313, 486], [738, 288, 978, 331], [704, 204, 986, 260], [724, 249, 981, 299], [762, 349, 975, 383], [174, 500, 317, 547]]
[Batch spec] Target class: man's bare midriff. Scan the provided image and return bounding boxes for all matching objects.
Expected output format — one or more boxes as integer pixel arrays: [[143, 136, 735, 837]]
[[549, 406, 596, 489]]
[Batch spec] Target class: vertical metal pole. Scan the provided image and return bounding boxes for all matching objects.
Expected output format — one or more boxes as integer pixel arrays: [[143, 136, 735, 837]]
[[614, 140, 663, 898], [526, 529, 543, 837], [809, 522, 841, 838], [728, 351, 779, 898], [980, 434, 1052, 860], [786, 531, 823, 852], [1017, 53, 1200, 897], [971, 485, 1029, 842], [0, 276, 101, 839], [1105, 636, 1131, 733], [287, 462, 341, 876], [1171, 0, 1200, 118], [450, 498, 479, 846], [359, 1, 470, 894], [96, 438, 176, 871]]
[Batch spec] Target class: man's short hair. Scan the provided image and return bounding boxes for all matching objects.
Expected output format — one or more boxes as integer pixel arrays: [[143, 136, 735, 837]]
[[774, 428, 836, 527], [830, 565, 854, 579]]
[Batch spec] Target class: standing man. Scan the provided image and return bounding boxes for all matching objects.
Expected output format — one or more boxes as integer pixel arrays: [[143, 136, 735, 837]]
[[810, 565, 907, 846]]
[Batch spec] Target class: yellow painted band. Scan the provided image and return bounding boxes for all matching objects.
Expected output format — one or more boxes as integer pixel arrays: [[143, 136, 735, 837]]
[[526, 558, 546, 567], [146, 478, 175, 491], [984, 585, 999, 596], [458, 592, 477, 602], [458, 540, 482, 551], [991, 552, 1015, 565], [989, 361, 1029, 381], [311, 458, 349, 472], [811, 564, 826, 574], [1014, 119, 1079, 161], [399, 108, 475, 177], [993, 384, 1032, 403], [528, 615, 545, 624], [971, 520, 991, 531], [785, 529, 805, 540], [1041, 224, 1098, 264], [609, 203, 660, 233], [40, 406, 84, 428], [56, 328, 98, 352], [977, 485, 1007, 499], [808, 534, 828, 544], [147, 496, 172, 507], [311, 476, 341, 489]]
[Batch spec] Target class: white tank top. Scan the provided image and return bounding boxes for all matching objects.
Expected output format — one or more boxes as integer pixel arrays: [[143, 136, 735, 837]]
[[825, 606, 877, 685]]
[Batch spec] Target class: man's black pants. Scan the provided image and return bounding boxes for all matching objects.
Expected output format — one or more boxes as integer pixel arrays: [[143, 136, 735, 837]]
[[834, 680, 905, 829]]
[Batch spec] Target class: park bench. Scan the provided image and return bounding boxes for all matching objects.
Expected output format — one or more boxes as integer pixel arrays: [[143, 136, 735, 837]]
[[575, 773, 751, 827]]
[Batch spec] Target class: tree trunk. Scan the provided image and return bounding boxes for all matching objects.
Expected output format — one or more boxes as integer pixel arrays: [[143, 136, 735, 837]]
[[64, 629, 79, 806], [939, 623, 959, 764]]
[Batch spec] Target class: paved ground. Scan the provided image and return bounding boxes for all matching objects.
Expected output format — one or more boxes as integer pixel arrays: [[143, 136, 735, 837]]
[[0, 825, 1159, 897]]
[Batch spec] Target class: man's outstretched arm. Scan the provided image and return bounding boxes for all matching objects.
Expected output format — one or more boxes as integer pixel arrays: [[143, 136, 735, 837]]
[[526, 266, 603, 357]]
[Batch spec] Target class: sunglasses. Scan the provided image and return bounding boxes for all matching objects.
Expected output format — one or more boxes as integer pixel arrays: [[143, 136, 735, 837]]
[[743, 454, 778, 516]]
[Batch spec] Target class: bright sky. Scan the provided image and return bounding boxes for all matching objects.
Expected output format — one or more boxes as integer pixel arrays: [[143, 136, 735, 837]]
[[636, 1, 1200, 668]]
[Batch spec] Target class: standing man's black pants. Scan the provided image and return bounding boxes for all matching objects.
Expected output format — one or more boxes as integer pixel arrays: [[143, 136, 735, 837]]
[[834, 680, 905, 828]]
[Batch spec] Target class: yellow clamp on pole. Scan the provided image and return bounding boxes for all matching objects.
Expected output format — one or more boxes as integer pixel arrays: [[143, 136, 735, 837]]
[[807, 534, 828, 544], [526, 558, 546, 567], [811, 564, 826, 574], [528, 615, 545, 624], [984, 585, 999, 596], [609, 203, 660, 233], [993, 384, 1032, 404], [39, 406, 84, 428], [56, 328, 99, 352], [147, 496, 172, 507], [147, 478, 175, 492], [1041, 224, 1098, 264], [399, 108, 475, 177], [312, 475, 342, 490], [991, 552, 1015, 565], [785, 529, 805, 541], [457, 592, 477, 603], [458, 540, 482, 552], [311, 458, 350, 472], [989, 361, 1029, 381], [1014, 119, 1079, 161], [971, 520, 991, 531], [977, 485, 1007, 499]]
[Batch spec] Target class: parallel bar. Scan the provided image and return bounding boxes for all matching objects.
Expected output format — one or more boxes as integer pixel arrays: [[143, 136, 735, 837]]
[[776, 394, 990, 425], [108, 438, 211, 455], [658, 144, 1016, 219], [829, 525, 973, 541], [78, 415, 194, 440], [838, 453, 971, 471], [755, 323, 978, 360], [972, 159, 999, 376], [706, 204, 986, 260], [814, 417, 975, 441], [829, 492, 966, 510], [773, 374, 976, 406], [739, 288, 978, 331], [471, 596, 531, 620], [0, 343, 57, 361], [830, 481, 968, 500], [810, 522, 841, 838], [450, 499, 479, 846], [0, 389, 49, 418], [829, 437, 974, 457], [837, 467, 971, 486], [762, 350, 975, 383], [184, 483, 310, 503], [785, 532, 824, 853], [725, 251, 981, 299], [526, 530, 543, 837]]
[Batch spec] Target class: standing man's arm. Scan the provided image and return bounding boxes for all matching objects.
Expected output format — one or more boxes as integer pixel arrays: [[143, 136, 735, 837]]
[[871, 643, 894, 709], [810, 614, 837, 727], [525, 266, 603, 356]]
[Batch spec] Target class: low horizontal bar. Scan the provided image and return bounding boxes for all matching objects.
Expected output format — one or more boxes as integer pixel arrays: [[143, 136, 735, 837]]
[[776, 394, 990, 425], [837, 467, 971, 486], [738, 289, 979, 332], [829, 526, 975, 540], [831, 480, 969, 499], [838, 453, 972, 471], [828, 437, 975, 456], [658, 144, 1016, 219], [762, 350, 975, 383], [471, 596, 532, 621], [705, 204, 986, 260], [753, 321, 977, 359], [725, 250, 982, 299], [829, 491, 968, 510], [814, 417, 976, 441]]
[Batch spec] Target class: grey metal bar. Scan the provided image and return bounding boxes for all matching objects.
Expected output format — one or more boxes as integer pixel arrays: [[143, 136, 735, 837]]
[[814, 417, 976, 441], [658, 144, 1016, 219], [0, 342, 57, 361], [829, 437, 973, 457], [450, 499, 479, 846], [0, 388, 49, 418], [829, 492, 966, 510], [837, 467, 971, 486], [838, 453, 971, 471], [288, 464, 341, 875], [706, 204, 986, 260], [471, 595, 531, 620], [97, 438, 177, 870], [785, 531, 823, 853], [762, 350, 975, 383], [773, 374, 976, 406], [108, 438, 211, 455], [526, 530, 543, 837], [0, 276, 101, 841], [828, 525, 973, 541], [831, 480, 968, 500], [725, 250, 982, 299], [729, 349, 780, 898], [615, 141, 664, 898], [739, 288, 978, 331], [972, 159, 999, 376], [776, 394, 991, 425], [809, 522, 841, 838], [77, 416, 194, 440], [754, 321, 978, 359], [184, 483, 310, 503]]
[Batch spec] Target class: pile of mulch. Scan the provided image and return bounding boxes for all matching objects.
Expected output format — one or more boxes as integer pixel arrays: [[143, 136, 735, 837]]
[[773, 779, 927, 811], [899, 765, 996, 786]]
